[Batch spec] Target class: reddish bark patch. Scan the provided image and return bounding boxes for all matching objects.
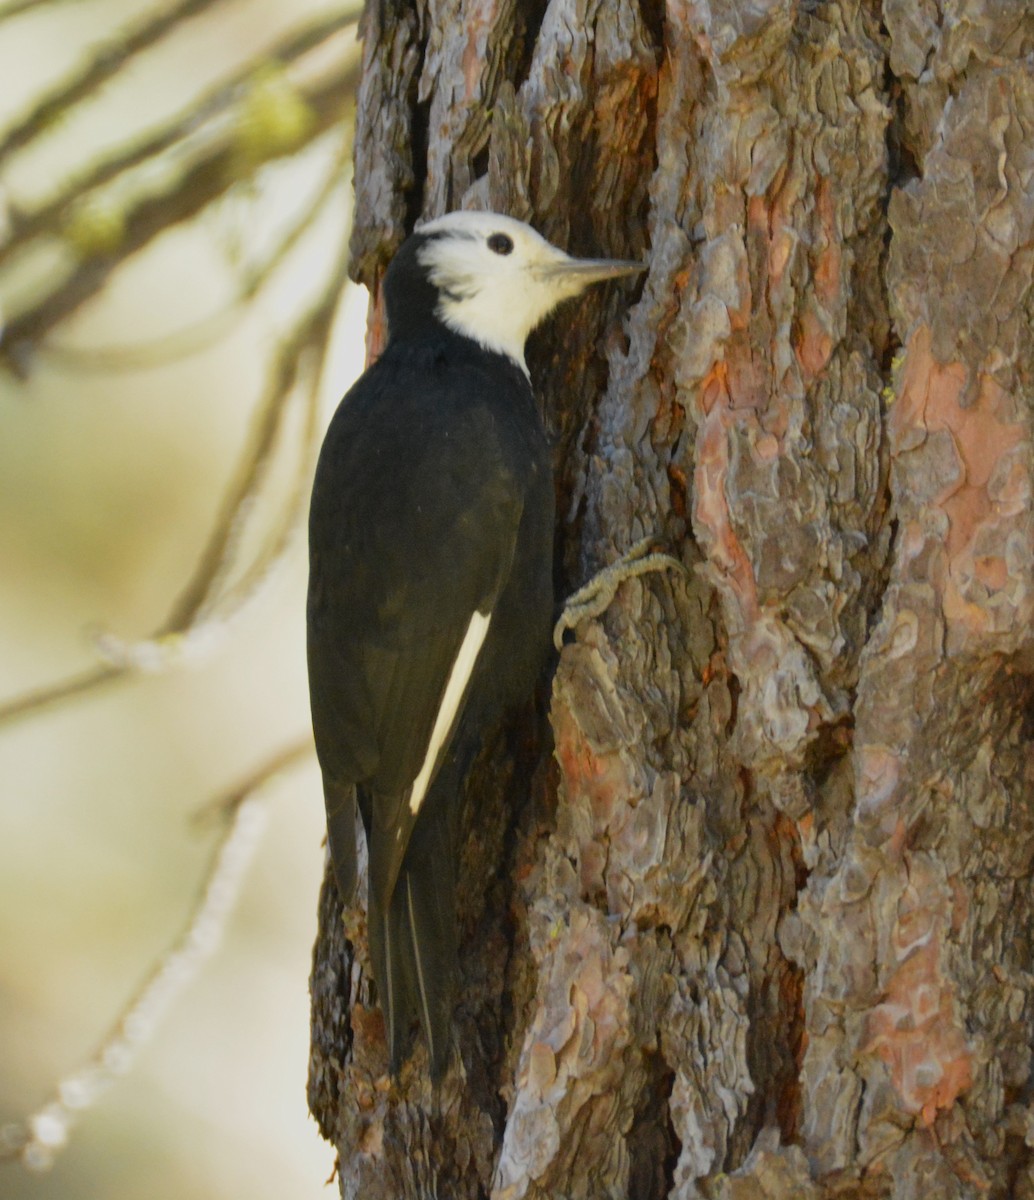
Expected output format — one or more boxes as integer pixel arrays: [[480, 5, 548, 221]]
[[752, 188, 794, 293], [893, 324, 1031, 644], [775, 959, 806, 1142], [461, 0, 494, 98], [895, 327, 1022, 557], [552, 698, 626, 828], [865, 857, 974, 1126], [812, 179, 842, 310], [667, 461, 689, 521], [551, 691, 634, 899], [796, 308, 834, 380], [350, 1003, 387, 1072], [856, 744, 903, 826], [365, 281, 388, 365], [694, 361, 760, 622]]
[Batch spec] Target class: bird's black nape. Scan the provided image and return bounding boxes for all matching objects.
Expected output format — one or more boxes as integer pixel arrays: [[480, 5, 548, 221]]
[[381, 230, 450, 343]]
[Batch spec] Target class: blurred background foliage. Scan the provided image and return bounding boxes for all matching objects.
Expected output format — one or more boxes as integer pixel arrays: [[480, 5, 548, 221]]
[[0, 0, 363, 1195]]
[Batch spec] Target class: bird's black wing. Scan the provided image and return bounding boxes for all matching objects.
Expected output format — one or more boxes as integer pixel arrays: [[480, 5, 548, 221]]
[[307, 343, 526, 908]]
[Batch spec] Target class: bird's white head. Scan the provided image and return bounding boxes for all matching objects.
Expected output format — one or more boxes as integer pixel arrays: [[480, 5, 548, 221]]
[[411, 211, 644, 374]]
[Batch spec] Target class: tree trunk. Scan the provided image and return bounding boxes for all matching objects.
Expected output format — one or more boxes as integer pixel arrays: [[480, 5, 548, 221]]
[[308, 2, 1034, 1197]]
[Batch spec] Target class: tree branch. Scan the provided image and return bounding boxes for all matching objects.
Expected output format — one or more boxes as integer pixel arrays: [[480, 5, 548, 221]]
[[34, 128, 350, 371], [0, 736, 313, 1172], [0, 196, 353, 728], [0, 0, 234, 166], [0, 663, 124, 728], [0, 0, 78, 25], [0, 7, 359, 272], [0, 53, 360, 373], [152, 201, 353, 634]]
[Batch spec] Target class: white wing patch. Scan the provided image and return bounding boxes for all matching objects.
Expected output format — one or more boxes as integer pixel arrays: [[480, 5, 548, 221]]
[[408, 610, 491, 816]]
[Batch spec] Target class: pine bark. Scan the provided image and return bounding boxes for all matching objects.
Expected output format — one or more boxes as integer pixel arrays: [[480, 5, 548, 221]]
[[308, 3, 1034, 1197]]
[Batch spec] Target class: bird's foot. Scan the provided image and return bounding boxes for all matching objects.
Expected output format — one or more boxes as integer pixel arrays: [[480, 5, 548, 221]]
[[553, 537, 687, 650]]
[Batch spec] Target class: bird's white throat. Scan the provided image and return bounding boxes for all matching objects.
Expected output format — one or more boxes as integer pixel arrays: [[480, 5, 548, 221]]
[[417, 212, 596, 375]]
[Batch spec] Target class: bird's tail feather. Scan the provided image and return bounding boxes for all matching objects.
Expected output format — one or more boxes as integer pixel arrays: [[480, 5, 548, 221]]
[[401, 855, 456, 1080], [323, 780, 358, 901], [367, 885, 412, 1074], [367, 845, 457, 1080]]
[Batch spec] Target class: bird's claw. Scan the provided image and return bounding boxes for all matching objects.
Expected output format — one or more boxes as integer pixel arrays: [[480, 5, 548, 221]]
[[553, 536, 687, 650]]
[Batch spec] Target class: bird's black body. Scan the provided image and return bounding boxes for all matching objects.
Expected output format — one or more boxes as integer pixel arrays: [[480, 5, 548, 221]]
[[307, 236, 553, 1077], [307, 212, 640, 1080]]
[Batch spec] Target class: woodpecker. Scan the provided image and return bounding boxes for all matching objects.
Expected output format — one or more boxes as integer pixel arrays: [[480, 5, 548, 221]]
[[307, 211, 642, 1080]]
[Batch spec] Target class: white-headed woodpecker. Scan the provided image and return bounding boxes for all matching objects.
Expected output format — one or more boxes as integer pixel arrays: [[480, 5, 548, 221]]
[[307, 211, 643, 1079]]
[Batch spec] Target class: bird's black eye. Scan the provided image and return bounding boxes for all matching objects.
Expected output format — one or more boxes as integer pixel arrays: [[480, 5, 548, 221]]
[[487, 232, 514, 255]]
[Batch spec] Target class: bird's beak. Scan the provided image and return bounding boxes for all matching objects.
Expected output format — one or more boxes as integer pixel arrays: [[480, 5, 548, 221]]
[[539, 257, 647, 288]]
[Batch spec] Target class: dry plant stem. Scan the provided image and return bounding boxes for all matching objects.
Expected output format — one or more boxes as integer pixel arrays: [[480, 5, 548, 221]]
[[0, 60, 360, 371], [194, 734, 314, 827], [0, 7, 359, 272], [0, 181, 353, 728], [38, 305, 244, 373], [0, 0, 78, 25], [34, 128, 350, 377], [0, 0, 235, 166], [0, 736, 315, 1173], [157, 212, 352, 635], [0, 663, 124, 728], [36, 129, 351, 372]]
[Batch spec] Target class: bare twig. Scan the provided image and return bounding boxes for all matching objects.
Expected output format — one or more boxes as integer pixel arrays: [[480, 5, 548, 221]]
[[0, 0, 79, 28], [156, 199, 353, 634], [0, 0, 234, 166], [0, 737, 313, 1172], [35, 304, 244, 372], [34, 127, 350, 372], [0, 190, 354, 729], [0, 663, 125, 727], [194, 733, 314, 827], [1, 54, 360, 373], [0, 7, 359, 271]]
